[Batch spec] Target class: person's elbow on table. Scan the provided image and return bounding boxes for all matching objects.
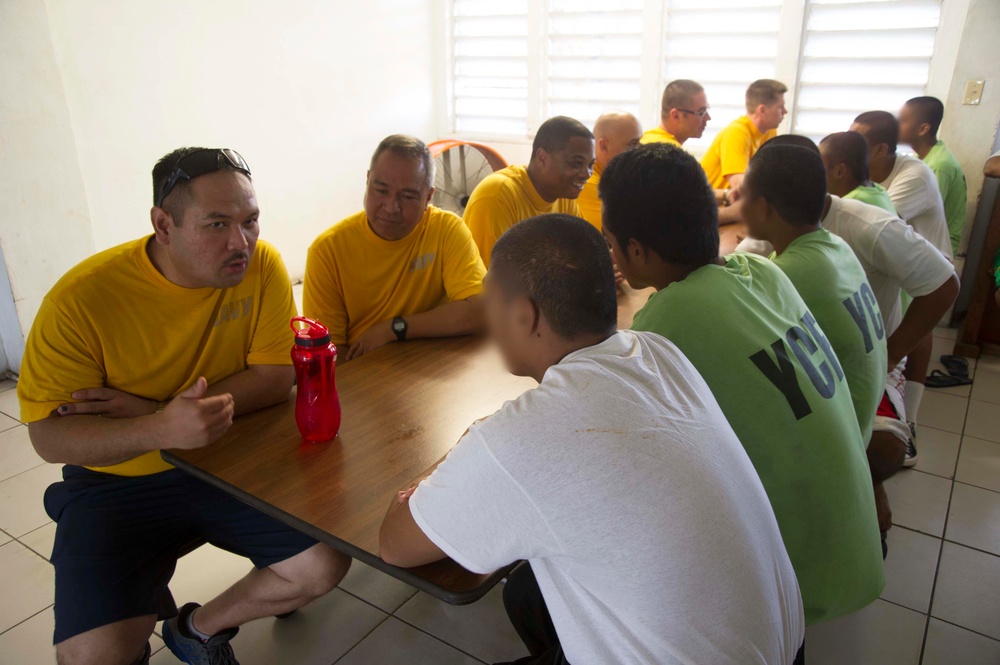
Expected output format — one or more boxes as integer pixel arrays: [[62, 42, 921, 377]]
[[379, 488, 447, 568]]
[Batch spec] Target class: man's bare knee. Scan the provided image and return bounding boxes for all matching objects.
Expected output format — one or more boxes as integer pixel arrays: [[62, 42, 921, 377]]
[[56, 615, 156, 665], [273, 544, 351, 599]]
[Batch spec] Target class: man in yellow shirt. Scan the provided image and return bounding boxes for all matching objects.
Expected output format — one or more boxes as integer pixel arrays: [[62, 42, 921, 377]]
[[578, 111, 643, 229], [640, 79, 710, 147], [701, 79, 787, 191], [464, 116, 595, 266], [304, 135, 486, 360], [17, 148, 349, 664]]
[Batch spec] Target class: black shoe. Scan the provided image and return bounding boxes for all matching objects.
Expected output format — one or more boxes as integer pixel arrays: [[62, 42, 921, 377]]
[[162, 602, 240, 665], [904, 423, 918, 468]]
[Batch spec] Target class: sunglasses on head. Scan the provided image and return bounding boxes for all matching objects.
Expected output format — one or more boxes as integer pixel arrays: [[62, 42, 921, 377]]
[[155, 148, 251, 207]]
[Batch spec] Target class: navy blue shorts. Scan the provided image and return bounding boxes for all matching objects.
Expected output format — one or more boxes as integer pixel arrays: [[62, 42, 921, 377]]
[[43, 466, 318, 644]]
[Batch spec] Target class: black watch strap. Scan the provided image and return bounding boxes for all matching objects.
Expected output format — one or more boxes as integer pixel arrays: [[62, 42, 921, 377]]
[[392, 316, 408, 341]]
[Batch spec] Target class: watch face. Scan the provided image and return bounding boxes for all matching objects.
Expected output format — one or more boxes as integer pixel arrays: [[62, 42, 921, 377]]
[[393, 320, 405, 333]]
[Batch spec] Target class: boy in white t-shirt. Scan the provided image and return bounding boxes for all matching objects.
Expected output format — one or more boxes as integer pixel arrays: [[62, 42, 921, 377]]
[[822, 194, 958, 533], [379, 214, 805, 665], [851, 111, 953, 452]]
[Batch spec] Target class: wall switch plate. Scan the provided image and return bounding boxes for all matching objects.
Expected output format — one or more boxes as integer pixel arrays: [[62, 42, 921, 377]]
[[964, 80, 985, 106]]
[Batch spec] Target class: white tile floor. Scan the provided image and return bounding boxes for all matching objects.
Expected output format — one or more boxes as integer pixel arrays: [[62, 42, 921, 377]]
[[2, 328, 1000, 664]]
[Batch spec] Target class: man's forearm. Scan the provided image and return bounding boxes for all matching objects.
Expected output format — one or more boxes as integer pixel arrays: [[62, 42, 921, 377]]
[[718, 201, 743, 226], [206, 365, 294, 415], [28, 414, 164, 467], [887, 275, 959, 366], [405, 297, 484, 341]]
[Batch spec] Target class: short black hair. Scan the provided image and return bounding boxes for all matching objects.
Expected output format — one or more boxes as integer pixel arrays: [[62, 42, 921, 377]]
[[490, 214, 617, 339], [759, 134, 820, 155], [531, 116, 594, 162], [369, 135, 435, 191], [905, 96, 945, 136], [152, 146, 250, 224], [599, 143, 719, 266], [746, 145, 827, 227], [854, 110, 899, 153], [820, 131, 870, 182]]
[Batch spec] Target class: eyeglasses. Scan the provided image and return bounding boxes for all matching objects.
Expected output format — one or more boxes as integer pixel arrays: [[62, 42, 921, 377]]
[[155, 148, 251, 207], [675, 107, 711, 118]]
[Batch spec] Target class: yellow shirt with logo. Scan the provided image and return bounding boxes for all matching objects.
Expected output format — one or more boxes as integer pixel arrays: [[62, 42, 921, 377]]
[[700, 116, 776, 189], [17, 238, 297, 477], [640, 127, 681, 147], [303, 205, 485, 348], [463, 165, 582, 267], [577, 161, 604, 230]]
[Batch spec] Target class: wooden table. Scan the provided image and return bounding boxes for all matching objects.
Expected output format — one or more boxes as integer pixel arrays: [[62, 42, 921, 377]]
[[163, 223, 745, 604]]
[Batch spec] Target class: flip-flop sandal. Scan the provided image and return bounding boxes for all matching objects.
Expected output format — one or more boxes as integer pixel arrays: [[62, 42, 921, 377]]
[[940, 355, 970, 378], [925, 369, 972, 388]]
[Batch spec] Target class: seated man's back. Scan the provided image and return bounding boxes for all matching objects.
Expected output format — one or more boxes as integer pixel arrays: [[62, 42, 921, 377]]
[[463, 116, 594, 266], [304, 135, 486, 358], [384, 215, 804, 665], [414, 329, 804, 664], [601, 144, 884, 626], [742, 144, 888, 443]]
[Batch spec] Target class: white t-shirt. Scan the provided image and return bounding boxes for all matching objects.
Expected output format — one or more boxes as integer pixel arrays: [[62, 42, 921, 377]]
[[409, 331, 805, 665], [880, 153, 953, 260], [822, 196, 955, 335]]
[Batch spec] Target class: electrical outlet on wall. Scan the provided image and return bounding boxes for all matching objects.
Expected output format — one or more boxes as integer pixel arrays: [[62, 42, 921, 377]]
[[964, 80, 985, 106]]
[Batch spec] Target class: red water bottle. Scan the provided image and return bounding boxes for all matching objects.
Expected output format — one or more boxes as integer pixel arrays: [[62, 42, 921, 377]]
[[290, 317, 341, 442]]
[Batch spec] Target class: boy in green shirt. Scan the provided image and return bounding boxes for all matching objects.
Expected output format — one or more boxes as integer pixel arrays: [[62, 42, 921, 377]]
[[742, 143, 888, 444], [899, 96, 967, 253], [820, 131, 896, 214], [599, 142, 884, 625]]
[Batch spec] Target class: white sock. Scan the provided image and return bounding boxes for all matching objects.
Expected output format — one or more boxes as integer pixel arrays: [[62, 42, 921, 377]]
[[904, 381, 925, 426], [185, 607, 213, 642]]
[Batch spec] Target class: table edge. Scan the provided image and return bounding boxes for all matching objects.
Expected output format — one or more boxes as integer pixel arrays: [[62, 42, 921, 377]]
[[161, 450, 515, 605]]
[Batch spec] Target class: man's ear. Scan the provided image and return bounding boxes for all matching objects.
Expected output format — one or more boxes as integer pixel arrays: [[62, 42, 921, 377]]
[[834, 163, 848, 180], [626, 237, 649, 267], [424, 186, 435, 207], [512, 295, 541, 339], [150, 207, 174, 245], [597, 137, 609, 157], [918, 122, 931, 138]]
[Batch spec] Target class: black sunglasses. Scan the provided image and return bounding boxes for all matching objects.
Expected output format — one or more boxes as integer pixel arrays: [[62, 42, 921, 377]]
[[155, 148, 251, 207]]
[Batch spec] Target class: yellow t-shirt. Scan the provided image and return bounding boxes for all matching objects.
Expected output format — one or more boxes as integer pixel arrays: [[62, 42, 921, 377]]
[[463, 165, 581, 267], [700, 116, 776, 189], [303, 205, 486, 347], [639, 127, 681, 146], [17, 238, 297, 477], [576, 160, 604, 230]]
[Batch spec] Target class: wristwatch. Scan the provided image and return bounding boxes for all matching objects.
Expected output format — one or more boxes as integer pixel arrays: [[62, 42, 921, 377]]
[[391, 316, 408, 342], [722, 188, 732, 207]]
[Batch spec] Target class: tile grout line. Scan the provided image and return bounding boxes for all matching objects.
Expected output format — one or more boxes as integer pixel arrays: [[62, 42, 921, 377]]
[[330, 611, 394, 665], [0, 602, 53, 638], [927, 615, 1000, 645], [918, 388, 973, 664], [388, 611, 491, 664]]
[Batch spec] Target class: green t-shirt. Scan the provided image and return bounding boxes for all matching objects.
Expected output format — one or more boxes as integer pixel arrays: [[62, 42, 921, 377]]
[[993, 248, 1000, 289], [844, 183, 896, 214], [923, 141, 967, 253], [632, 253, 884, 625], [772, 230, 888, 444]]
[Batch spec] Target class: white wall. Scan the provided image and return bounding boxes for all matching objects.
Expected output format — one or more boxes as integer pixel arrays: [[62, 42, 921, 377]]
[[42, 0, 436, 283], [0, 0, 95, 354], [937, 0, 1000, 253]]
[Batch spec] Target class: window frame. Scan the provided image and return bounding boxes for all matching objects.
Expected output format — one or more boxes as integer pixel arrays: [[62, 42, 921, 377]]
[[436, 0, 969, 154]]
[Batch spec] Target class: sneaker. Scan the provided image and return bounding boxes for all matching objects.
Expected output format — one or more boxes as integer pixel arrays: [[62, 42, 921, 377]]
[[162, 602, 240, 665], [904, 422, 918, 467]]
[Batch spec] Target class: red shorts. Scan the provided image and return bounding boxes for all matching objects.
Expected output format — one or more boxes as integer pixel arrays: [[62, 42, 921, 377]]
[[876, 392, 900, 420]]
